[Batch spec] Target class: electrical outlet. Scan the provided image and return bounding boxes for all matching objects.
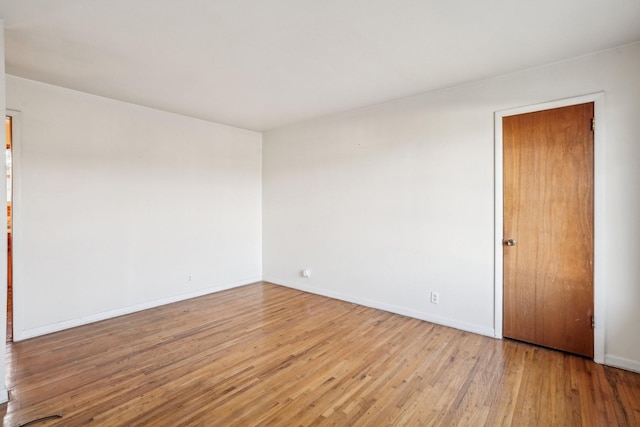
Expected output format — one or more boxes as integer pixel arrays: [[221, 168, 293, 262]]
[[188, 274, 192, 282], [430, 291, 439, 304], [301, 268, 311, 278]]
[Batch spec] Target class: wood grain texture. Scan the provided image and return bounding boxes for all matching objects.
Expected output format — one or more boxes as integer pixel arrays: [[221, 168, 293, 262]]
[[503, 103, 594, 357], [2, 282, 639, 426]]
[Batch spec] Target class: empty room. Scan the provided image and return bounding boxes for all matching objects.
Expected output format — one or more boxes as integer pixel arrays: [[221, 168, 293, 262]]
[[0, 0, 639, 425]]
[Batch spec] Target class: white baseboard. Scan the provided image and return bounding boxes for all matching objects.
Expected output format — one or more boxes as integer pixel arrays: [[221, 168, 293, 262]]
[[16, 277, 262, 341], [265, 277, 495, 338], [605, 355, 640, 374]]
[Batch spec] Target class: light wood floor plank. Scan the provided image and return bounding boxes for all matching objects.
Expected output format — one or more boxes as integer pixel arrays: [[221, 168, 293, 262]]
[[1, 282, 639, 426]]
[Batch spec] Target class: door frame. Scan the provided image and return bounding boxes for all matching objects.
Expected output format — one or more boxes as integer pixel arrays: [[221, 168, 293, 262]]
[[6, 109, 21, 342], [494, 93, 605, 363]]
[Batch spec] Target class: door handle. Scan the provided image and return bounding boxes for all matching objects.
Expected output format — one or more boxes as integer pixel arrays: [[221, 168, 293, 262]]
[[504, 239, 516, 246]]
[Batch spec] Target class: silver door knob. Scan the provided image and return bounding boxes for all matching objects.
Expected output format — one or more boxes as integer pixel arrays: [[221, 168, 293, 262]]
[[505, 239, 516, 246]]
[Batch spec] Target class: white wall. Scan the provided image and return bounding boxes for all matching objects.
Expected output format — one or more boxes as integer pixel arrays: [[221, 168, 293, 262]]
[[7, 76, 262, 339], [0, 20, 9, 403], [263, 42, 640, 371], [4, 38, 639, 376]]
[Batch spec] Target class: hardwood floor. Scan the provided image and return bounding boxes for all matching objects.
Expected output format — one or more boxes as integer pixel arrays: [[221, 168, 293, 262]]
[[1, 282, 639, 426]]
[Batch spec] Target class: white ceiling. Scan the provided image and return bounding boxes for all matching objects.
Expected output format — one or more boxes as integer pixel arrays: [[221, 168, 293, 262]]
[[2, 1, 640, 131]]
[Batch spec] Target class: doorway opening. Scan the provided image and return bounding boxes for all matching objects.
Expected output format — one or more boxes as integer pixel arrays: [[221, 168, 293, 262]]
[[6, 116, 12, 342]]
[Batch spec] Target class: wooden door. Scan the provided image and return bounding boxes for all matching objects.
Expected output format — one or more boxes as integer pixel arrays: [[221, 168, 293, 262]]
[[503, 103, 594, 358]]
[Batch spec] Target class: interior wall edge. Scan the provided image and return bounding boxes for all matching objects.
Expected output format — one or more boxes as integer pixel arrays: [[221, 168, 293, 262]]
[[14, 277, 262, 342], [0, 18, 9, 399], [604, 355, 640, 375], [264, 278, 495, 338]]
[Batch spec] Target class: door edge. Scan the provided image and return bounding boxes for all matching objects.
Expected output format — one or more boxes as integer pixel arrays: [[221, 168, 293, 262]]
[[6, 109, 22, 342]]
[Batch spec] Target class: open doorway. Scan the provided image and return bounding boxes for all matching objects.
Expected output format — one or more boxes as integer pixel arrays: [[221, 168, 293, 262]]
[[6, 116, 12, 342]]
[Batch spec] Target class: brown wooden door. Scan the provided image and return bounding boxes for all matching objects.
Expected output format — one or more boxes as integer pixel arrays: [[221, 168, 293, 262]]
[[503, 103, 594, 358]]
